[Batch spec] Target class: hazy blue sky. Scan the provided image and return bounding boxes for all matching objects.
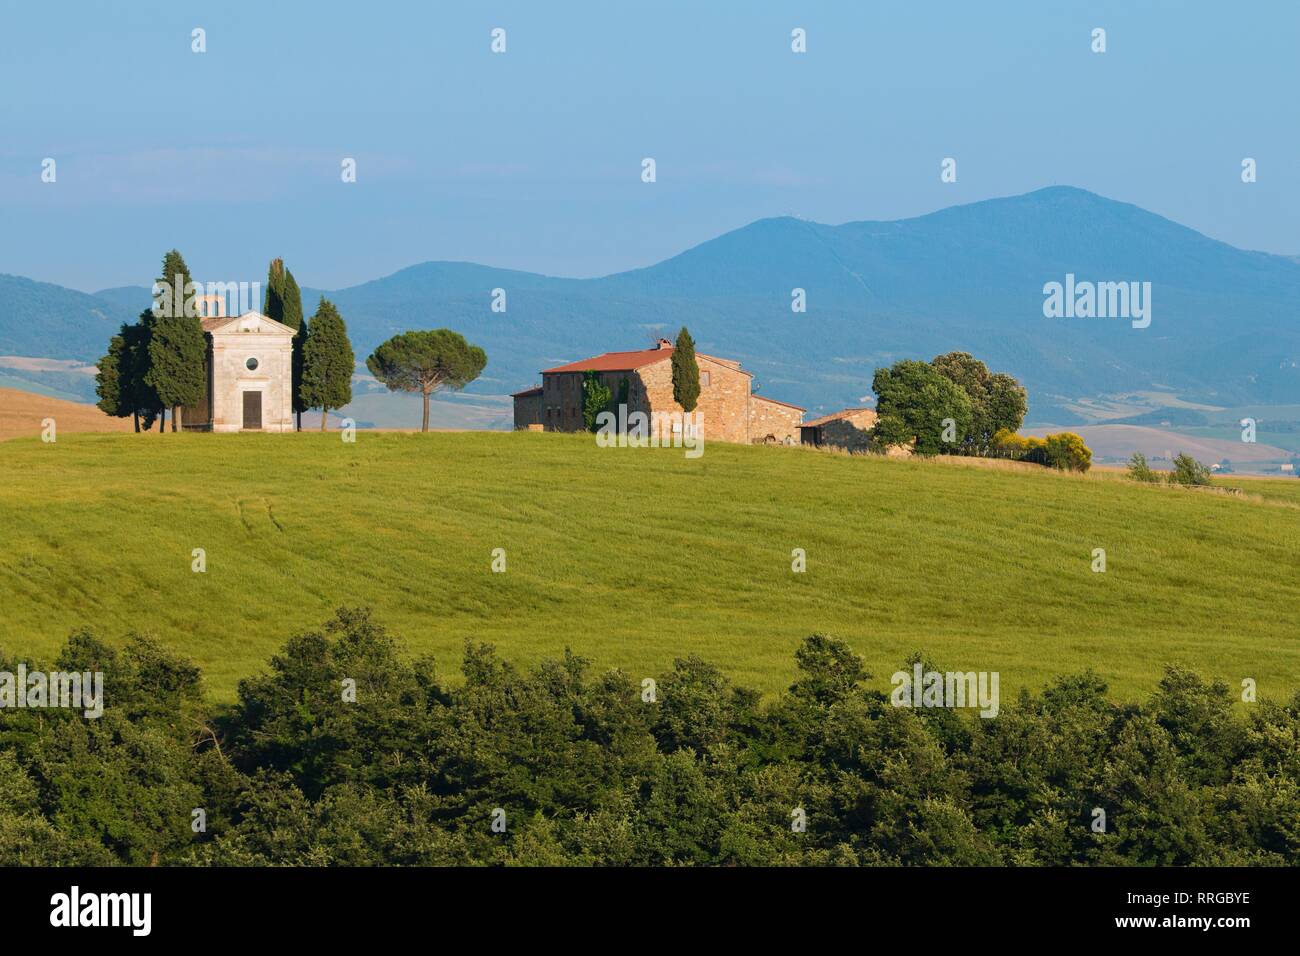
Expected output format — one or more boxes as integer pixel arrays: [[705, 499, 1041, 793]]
[[1, 0, 1296, 291]]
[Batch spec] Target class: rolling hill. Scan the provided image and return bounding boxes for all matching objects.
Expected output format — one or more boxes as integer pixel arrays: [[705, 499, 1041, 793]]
[[0, 386, 134, 442], [1, 430, 1296, 703]]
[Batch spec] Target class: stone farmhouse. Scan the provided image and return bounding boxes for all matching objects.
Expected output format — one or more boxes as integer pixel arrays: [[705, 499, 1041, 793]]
[[180, 295, 295, 432], [512, 338, 805, 444]]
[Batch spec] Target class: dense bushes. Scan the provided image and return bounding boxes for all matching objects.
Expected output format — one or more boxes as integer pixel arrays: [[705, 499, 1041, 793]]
[[992, 428, 1092, 472], [1169, 452, 1213, 486], [1127, 452, 1214, 487], [2, 608, 1297, 866]]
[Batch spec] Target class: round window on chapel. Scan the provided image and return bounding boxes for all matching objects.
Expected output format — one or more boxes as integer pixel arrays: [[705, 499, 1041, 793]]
[[246, 357, 259, 371]]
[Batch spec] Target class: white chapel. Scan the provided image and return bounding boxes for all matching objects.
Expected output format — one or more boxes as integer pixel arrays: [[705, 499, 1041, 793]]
[[181, 295, 295, 432]]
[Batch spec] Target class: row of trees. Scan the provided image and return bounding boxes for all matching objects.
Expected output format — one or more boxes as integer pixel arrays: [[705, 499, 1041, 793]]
[[1, 607, 1296, 866], [94, 251, 356, 431], [992, 429, 1093, 472], [95, 251, 205, 432]]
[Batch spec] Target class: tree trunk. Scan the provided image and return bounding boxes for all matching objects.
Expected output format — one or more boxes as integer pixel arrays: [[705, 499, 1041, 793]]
[[133, 411, 140, 433], [320, 407, 328, 431], [422, 388, 431, 432], [296, 410, 302, 432], [171, 406, 178, 432], [173, 406, 182, 432], [158, 409, 165, 435]]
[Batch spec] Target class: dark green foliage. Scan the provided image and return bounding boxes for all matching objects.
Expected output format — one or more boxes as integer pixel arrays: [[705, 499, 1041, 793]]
[[300, 297, 355, 428], [280, 270, 304, 333], [265, 258, 309, 424], [1169, 453, 1212, 486], [1043, 432, 1092, 472], [1127, 452, 1159, 483], [94, 334, 126, 417], [263, 260, 283, 321], [144, 250, 206, 428], [872, 359, 973, 455], [145, 313, 206, 419], [366, 329, 487, 432], [671, 326, 700, 412], [581, 370, 611, 432], [930, 351, 1027, 454], [121, 318, 162, 430], [3, 612, 1297, 867]]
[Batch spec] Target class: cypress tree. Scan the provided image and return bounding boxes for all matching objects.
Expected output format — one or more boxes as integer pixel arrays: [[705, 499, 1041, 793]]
[[284, 269, 308, 431], [95, 334, 126, 419], [300, 297, 355, 430], [264, 258, 286, 323], [123, 316, 161, 432], [264, 258, 308, 430], [145, 250, 206, 432], [671, 326, 700, 412]]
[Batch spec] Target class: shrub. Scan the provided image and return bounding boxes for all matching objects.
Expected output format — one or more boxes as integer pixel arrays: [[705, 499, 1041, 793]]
[[1043, 432, 1092, 472], [991, 430, 1091, 472], [1127, 452, 1159, 483], [991, 428, 1044, 463], [1168, 453, 1212, 487]]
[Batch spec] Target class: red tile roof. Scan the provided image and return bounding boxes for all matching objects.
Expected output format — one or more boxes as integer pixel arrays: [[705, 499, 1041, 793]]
[[542, 348, 675, 374], [752, 394, 806, 412], [542, 348, 755, 376]]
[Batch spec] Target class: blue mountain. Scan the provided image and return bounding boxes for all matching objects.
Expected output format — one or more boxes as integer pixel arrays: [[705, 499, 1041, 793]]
[[4, 187, 1296, 419]]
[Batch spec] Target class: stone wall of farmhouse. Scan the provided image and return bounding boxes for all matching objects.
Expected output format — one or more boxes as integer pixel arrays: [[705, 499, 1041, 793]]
[[636, 356, 751, 444], [749, 398, 804, 444], [513, 392, 543, 429], [818, 409, 877, 451], [541, 372, 587, 431]]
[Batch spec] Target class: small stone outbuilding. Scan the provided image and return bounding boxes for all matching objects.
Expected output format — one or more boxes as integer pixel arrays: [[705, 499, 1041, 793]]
[[800, 407, 878, 451]]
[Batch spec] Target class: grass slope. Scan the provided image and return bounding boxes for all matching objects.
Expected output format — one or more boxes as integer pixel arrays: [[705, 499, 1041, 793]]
[[1, 432, 1297, 703]]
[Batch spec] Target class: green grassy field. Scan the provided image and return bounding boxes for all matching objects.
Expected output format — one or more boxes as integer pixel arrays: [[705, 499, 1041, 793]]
[[2, 431, 1298, 703]]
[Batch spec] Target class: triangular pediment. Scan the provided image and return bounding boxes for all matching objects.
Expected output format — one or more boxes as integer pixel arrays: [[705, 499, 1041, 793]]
[[202, 311, 297, 335]]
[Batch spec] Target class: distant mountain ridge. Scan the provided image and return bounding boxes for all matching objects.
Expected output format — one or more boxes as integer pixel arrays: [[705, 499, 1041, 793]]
[[3, 187, 1297, 420]]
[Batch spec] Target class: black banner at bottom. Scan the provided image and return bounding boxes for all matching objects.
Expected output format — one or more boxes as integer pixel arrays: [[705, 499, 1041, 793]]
[[0, 865, 1280, 941]]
